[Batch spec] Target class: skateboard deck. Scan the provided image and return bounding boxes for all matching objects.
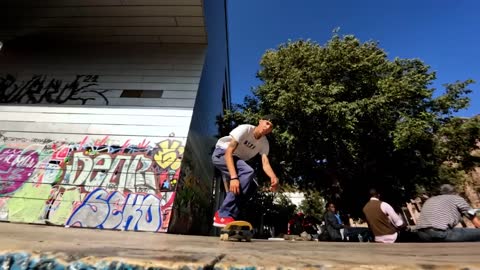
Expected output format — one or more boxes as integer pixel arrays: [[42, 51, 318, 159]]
[[219, 220, 253, 242]]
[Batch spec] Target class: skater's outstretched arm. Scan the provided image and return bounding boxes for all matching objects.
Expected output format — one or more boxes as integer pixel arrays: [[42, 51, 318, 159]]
[[261, 154, 279, 192]]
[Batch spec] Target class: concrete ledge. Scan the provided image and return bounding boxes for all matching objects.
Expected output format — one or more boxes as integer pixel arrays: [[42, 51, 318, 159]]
[[0, 222, 479, 269]]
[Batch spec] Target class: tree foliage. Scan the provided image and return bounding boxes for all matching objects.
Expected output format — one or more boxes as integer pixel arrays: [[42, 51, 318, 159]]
[[298, 189, 326, 221], [219, 33, 478, 216], [435, 116, 480, 186]]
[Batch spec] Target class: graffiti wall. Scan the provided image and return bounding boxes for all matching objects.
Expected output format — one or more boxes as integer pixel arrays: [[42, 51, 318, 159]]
[[0, 136, 184, 232], [0, 43, 207, 234], [0, 74, 109, 105]]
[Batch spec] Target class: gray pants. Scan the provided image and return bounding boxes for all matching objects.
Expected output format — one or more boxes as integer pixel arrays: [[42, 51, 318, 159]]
[[212, 148, 255, 218], [418, 227, 480, 242]]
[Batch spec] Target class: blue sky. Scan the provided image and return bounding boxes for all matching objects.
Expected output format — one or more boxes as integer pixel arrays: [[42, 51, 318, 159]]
[[227, 0, 480, 117]]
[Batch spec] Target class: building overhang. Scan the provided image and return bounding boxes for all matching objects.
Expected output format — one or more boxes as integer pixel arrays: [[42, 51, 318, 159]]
[[0, 0, 206, 45]]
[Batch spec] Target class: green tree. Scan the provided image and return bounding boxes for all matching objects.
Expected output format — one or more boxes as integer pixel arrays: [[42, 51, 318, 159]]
[[218, 33, 477, 216], [298, 189, 325, 221], [435, 116, 480, 189]]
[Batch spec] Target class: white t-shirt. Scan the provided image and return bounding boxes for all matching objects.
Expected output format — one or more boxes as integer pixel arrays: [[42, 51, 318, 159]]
[[215, 124, 269, 161]]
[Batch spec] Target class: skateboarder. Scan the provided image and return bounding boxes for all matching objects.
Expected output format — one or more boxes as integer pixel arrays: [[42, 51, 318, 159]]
[[212, 115, 280, 227]]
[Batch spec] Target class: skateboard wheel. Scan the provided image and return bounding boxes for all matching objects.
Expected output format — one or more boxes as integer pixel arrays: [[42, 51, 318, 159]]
[[220, 233, 229, 241]]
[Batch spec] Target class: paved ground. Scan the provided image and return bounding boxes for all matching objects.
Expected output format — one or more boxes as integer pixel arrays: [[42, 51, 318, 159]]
[[0, 222, 479, 269]]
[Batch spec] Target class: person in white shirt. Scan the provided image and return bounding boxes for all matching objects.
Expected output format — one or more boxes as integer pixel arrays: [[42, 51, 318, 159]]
[[363, 189, 404, 243], [212, 115, 280, 227]]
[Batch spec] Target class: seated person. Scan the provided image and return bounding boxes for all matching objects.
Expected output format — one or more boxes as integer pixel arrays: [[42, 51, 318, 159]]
[[363, 188, 404, 243], [416, 184, 480, 242], [323, 202, 344, 241]]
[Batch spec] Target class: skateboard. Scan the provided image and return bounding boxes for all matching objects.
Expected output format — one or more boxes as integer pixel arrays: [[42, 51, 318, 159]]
[[219, 220, 253, 242]]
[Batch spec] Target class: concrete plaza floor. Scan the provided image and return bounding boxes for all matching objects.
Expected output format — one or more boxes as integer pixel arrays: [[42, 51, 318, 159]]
[[0, 222, 479, 269]]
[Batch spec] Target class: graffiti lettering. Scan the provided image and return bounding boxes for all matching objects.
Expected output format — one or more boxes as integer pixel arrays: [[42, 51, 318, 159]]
[[0, 74, 109, 105], [81, 75, 99, 83], [0, 138, 183, 232], [66, 188, 162, 232], [64, 152, 157, 193], [0, 149, 39, 194]]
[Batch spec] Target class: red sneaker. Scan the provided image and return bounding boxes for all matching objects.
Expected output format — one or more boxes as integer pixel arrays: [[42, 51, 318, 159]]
[[213, 211, 235, 227]]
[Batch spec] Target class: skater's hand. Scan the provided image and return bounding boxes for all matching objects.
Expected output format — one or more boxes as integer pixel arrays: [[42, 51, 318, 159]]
[[270, 177, 279, 192], [230, 179, 240, 195]]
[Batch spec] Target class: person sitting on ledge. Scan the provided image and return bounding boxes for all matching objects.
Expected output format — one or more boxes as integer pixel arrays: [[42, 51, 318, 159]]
[[416, 184, 480, 242]]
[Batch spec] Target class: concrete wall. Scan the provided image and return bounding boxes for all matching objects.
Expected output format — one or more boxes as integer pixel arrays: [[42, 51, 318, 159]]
[[0, 43, 206, 232]]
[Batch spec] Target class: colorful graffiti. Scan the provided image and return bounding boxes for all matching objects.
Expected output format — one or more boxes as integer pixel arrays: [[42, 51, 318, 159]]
[[0, 136, 183, 232], [66, 188, 163, 231], [64, 152, 158, 193], [0, 252, 196, 270], [0, 148, 39, 194]]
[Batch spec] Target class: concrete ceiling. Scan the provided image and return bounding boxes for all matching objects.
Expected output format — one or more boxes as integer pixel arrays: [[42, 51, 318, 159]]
[[0, 0, 206, 44]]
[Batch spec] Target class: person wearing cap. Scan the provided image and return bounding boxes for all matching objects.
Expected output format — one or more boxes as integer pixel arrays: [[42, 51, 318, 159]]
[[416, 184, 480, 242], [212, 115, 280, 227]]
